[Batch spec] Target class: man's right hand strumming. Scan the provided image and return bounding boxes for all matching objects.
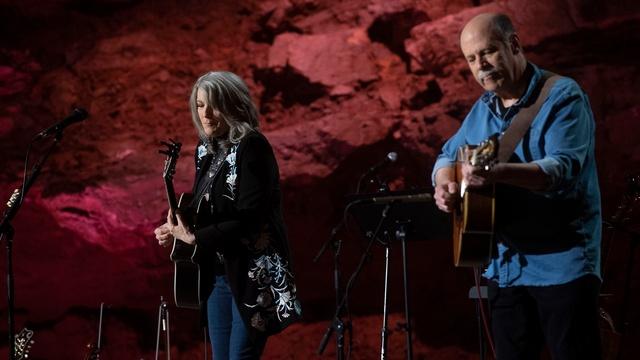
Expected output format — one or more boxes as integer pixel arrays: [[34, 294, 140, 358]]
[[433, 166, 459, 213], [434, 182, 459, 213]]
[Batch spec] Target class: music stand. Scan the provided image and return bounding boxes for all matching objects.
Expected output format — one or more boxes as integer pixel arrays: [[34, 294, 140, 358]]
[[346, 190, 451, 360]]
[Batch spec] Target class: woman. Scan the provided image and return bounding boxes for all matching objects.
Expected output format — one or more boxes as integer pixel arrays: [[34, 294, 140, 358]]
[[154, 71, 301, 359]]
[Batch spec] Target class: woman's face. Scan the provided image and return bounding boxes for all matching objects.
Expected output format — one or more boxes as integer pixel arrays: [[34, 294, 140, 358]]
[[196, 88, 229, 138]]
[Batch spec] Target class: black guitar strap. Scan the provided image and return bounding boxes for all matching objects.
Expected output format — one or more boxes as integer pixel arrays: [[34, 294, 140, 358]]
[[497, 71, 560, 163], [193, 145, 228, 207]]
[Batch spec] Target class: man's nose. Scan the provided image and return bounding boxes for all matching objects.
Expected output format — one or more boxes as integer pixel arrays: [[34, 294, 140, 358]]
[[478, 56, 491, 70]]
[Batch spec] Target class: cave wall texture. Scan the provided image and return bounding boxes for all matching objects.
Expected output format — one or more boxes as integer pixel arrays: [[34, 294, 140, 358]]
[[1, 0, 639, 358]]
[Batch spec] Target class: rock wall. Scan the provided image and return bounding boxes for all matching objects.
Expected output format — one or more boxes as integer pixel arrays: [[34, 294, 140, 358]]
[[0, 0, 639, 358]]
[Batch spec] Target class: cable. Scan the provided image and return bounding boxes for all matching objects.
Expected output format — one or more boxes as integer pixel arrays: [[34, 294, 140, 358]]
[[473, 267, 496, 359], [19, 141, 35, 207]]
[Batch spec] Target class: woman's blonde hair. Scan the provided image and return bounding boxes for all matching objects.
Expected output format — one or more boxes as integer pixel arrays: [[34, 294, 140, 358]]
[[189, 71, 260, 145]]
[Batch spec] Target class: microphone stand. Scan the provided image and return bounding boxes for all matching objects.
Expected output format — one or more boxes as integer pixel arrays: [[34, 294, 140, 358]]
[[314, 222, 347, 359], [155, 296, 171, 360], [317, 203, 392, 357], [84, 302, 105, 360], [317, 160, 395, 357], [0, 132, 63, 360], [357, 172, 388, 194]]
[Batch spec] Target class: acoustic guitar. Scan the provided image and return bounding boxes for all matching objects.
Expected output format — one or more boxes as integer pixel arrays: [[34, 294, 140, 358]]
[[160, 140, 204, 309], [452, 134, 499, 267]]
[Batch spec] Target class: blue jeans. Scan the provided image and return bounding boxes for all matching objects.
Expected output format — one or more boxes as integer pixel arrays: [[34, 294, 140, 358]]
[[207, 275, 265, 360]]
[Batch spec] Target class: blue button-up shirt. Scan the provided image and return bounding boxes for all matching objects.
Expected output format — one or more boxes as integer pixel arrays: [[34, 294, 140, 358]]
[[431, 63, 601, 287]]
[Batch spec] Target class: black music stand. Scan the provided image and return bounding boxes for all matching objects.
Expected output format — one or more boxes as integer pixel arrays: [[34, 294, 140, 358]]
[[347, 190, 451, 360]]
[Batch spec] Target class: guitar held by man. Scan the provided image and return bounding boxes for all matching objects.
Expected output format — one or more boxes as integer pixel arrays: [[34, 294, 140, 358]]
[[452, 134, 499, 267], [432, 13, 603, 360]]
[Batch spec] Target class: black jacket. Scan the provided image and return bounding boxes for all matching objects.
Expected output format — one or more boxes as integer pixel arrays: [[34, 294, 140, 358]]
[[193, 131, 301, 338]]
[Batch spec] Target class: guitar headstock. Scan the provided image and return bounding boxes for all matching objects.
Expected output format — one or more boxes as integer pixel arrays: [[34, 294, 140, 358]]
[[6, 188, 21, 209], [159, 139, 182, 182], [15, 327, 34, 360], [469, 133, 500, 170]]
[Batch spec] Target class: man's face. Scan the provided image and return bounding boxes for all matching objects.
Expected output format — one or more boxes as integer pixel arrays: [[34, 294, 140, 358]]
[[460, 26, 516, 93]]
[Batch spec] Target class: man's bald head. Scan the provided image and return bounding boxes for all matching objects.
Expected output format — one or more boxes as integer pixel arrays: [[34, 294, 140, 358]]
[[461, 13, 515, 45]]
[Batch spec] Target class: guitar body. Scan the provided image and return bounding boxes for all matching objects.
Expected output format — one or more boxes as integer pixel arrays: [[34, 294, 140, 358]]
[[169, 192, 207, 310], [452, 138, 497, 267], [452, 175, 495, 266]]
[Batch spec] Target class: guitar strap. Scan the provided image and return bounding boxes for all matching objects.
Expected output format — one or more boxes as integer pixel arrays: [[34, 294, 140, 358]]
[[497, 71, 560, 163]]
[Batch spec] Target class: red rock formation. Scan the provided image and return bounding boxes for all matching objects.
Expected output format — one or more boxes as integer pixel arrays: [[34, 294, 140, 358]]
[[0, 0, 639, 358]]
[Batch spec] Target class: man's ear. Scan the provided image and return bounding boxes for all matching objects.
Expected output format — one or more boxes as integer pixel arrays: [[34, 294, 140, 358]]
[[510, 33, 522, 55]]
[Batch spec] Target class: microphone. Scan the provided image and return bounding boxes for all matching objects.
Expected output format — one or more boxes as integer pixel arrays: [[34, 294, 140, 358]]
[[356, 152, 398, 193], [366, 152, 398, 175], [35, 108, 89, 139], [352, 192, 432, 205]]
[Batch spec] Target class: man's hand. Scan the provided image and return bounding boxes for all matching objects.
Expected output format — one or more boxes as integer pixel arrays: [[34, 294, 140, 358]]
[[434, 182, 459, 213], [461, 162, 497, 188]]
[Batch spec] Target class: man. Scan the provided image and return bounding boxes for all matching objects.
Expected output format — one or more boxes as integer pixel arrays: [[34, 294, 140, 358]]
[[431, 13, 602, 360]]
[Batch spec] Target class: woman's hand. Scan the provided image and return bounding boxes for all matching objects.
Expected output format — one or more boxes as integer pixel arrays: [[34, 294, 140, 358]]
[[166, 210, 196, 245], [154, 222, 174, 247]]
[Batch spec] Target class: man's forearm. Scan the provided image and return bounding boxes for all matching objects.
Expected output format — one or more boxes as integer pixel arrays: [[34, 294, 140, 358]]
[[493, 162, 551, 191]]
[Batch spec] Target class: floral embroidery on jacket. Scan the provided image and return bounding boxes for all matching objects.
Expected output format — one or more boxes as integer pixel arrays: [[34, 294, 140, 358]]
[[197, 143, 208, 160], [223, 144, 238, 201], [195, 143, 209, 174], [245, 229, 301, 328]]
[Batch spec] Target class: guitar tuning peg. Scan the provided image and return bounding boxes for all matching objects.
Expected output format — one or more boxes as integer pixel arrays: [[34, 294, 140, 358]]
[[7, 188, 20, 207]]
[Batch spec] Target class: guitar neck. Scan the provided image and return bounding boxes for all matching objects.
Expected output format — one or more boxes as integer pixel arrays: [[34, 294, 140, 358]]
[[164, 178, 179, 223]]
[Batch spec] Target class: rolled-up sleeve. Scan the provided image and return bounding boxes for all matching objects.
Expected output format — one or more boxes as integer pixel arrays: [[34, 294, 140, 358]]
[[430, 115, 471, 186], [532, 84, 594, 193]]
